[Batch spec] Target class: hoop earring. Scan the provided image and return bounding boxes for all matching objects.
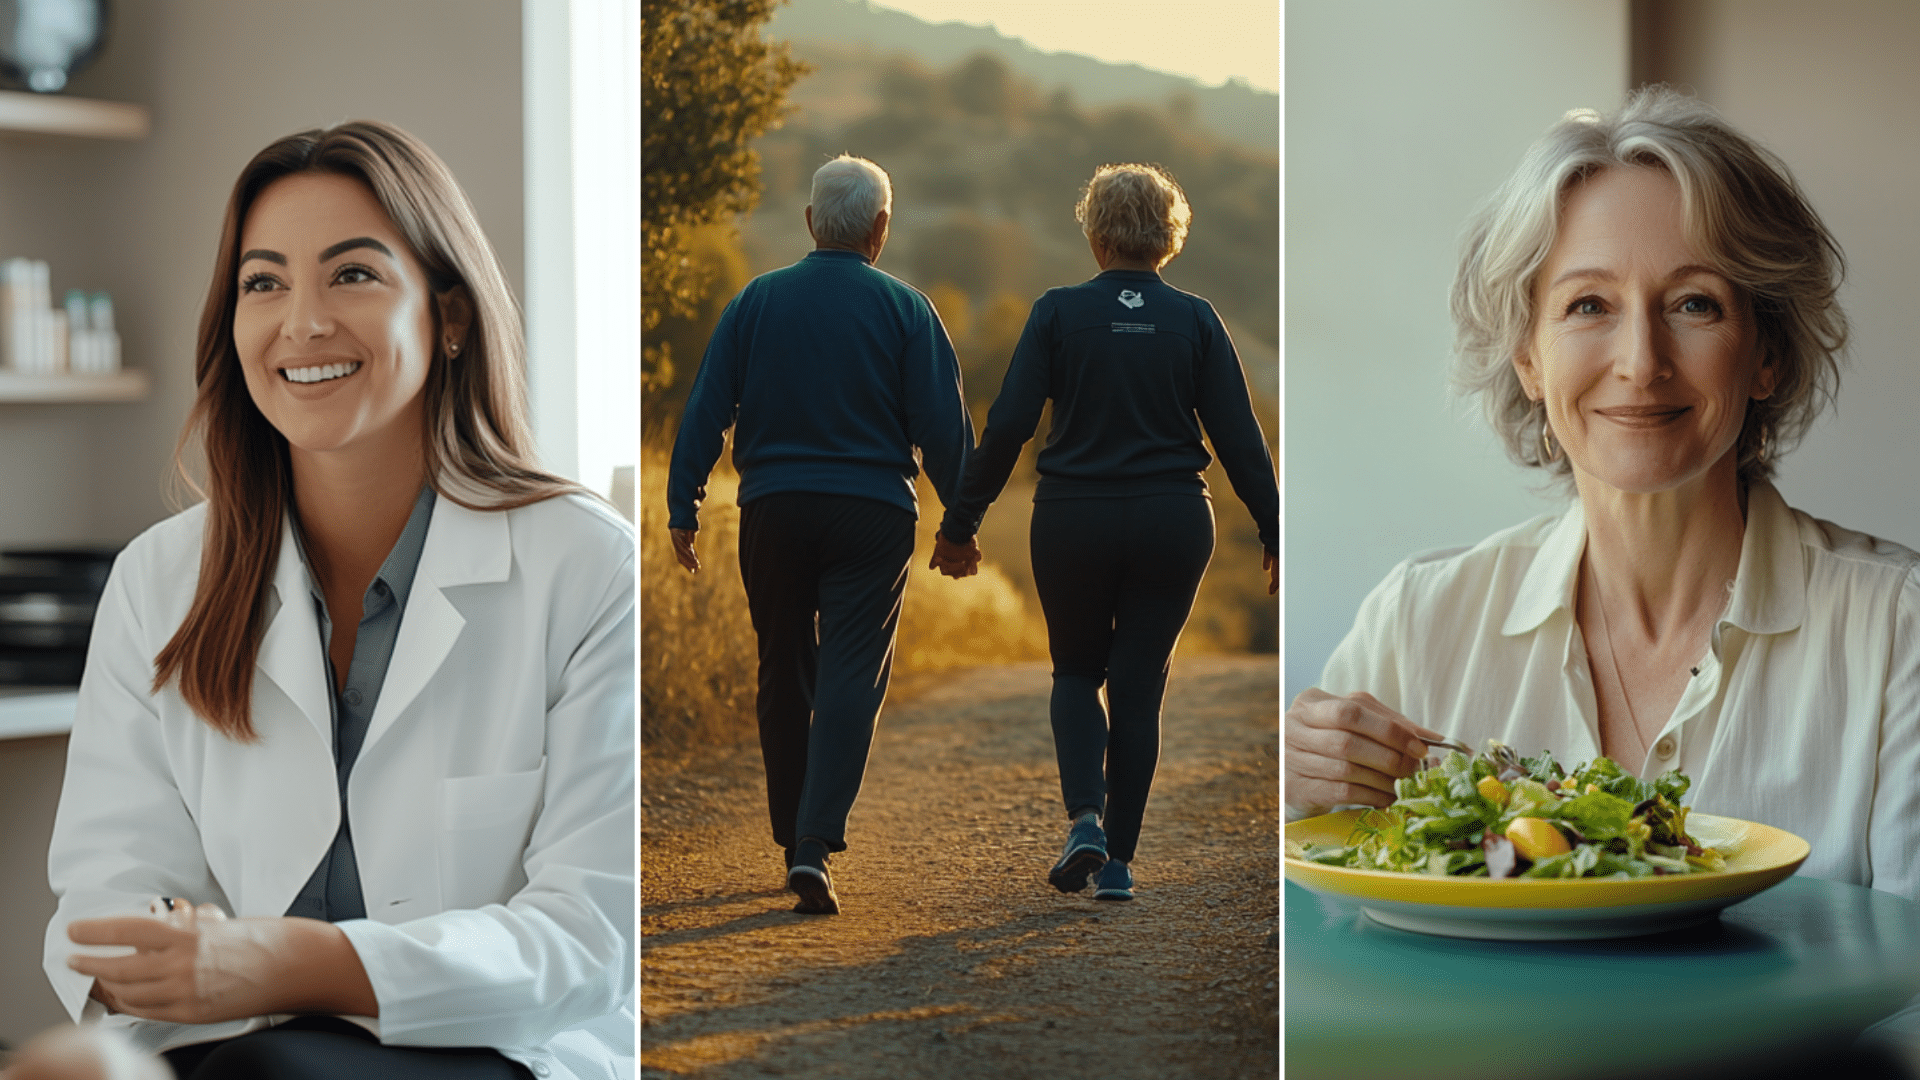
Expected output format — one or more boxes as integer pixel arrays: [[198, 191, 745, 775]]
[[1537, 402, 1561, 463]]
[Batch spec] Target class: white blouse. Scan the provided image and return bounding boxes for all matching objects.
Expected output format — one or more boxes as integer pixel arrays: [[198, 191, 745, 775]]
[[1303, 482, 1920, 899]]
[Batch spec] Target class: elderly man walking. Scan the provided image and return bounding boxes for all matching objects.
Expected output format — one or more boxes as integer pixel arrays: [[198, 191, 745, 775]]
[[667, 156, 978, 915]]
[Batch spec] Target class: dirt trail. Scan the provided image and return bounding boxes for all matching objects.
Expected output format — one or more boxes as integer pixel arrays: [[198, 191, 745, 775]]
[[639, 656, 1279, 1079]]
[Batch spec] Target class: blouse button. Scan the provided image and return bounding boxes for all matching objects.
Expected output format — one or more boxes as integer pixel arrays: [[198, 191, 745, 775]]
[[345, 688, 363, 708], [1653, 736, 1676, 759]]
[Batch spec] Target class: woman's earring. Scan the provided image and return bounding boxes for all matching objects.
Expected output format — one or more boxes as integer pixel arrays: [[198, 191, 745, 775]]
[[447, 340, 461, 357], [1756, 422, 1772, 464], [1537, 401, 1561, 463]]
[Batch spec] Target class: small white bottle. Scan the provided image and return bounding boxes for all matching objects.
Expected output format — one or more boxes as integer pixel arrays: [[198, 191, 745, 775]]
[[49, 308, 67, 374], [65, 289, 90, 374], [90, 291, 119, 373], [0, 258, 30, 370]]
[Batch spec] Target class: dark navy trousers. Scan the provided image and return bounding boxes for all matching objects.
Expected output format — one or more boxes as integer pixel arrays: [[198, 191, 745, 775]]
[[1030, 494, 1214, 863], [738, 492, 916, 853]]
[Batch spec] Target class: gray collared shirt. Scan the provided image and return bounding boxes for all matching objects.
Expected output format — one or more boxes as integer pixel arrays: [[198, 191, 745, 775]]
[[284, 484, 436, 922]]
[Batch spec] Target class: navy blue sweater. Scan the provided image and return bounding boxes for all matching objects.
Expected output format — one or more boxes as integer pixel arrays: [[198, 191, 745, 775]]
[[667, 249, 974, 529], [939, 270, 1278, 551]]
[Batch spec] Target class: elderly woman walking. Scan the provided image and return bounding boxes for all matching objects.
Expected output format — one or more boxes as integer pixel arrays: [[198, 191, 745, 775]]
[[939, 163, 1279, 902]]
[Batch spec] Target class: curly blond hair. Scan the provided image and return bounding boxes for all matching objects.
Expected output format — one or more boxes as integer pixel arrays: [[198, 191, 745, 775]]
[[1074, 163, 1192, 267]]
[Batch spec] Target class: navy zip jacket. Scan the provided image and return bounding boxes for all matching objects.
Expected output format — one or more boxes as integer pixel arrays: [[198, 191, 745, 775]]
[[667, 249, 974, 529], [938, 269, 1278, 551]]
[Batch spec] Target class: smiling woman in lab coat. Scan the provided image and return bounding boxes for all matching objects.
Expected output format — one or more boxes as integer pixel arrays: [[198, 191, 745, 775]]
[[37, 122, 633, 1080]]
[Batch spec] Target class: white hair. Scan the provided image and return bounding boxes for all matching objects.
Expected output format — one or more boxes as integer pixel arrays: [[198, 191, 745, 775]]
[[808, 155, 891, 247], [1452, 86, 1846, 486]]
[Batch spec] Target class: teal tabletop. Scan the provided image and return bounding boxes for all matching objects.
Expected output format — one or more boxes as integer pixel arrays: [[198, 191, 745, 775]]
[[1286, 876, 1920, 1080]]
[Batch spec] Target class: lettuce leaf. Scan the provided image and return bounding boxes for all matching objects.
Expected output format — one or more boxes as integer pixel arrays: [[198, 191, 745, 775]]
[[1551, 791, 1634, 841]]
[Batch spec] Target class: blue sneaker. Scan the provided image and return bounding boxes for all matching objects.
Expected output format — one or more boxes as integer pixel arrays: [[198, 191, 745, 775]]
[[1048, 812, 1108, 893], [1092, 858, 1133, 901], [787, 838, 839, 915]]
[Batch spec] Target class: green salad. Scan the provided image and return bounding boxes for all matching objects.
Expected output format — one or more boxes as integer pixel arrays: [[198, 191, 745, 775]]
[[1288, 741, 1726, 879]]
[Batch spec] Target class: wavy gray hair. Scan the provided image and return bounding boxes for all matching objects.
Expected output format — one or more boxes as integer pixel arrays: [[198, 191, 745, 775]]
[[1451, 86, 1846, 485], [808, 155, 891, 248], [1075, 163, 1191, 267]]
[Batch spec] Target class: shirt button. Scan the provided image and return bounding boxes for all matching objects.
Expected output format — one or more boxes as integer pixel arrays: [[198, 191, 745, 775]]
[[345, 688, 363, 707], [1653, 736, 1676, 759], [531, 1063, 551, 1077], [375, 581, 389, 595]]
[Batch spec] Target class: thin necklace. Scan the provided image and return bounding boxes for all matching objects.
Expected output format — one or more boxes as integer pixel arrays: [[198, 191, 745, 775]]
[[1587, 561, 1651, 764]]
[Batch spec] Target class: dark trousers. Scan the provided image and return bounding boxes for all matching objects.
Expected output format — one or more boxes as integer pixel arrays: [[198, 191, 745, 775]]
[[738, 492, 916, 853], [1030, 494, 1214, 863], [163, 1016, 532, 1079]]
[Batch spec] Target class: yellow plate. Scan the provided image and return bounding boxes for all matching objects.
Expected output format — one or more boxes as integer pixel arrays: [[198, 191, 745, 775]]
[[1285, 810, 1810, 939]]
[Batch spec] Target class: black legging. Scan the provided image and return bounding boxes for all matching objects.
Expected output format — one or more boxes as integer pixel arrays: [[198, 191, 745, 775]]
[[1029, 493, 1213, 863], [162, 1015, 532, 1079]]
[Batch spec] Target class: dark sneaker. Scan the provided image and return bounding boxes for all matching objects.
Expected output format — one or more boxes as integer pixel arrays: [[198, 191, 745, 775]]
[[787, 838, 839, 915], [1092, 858, 1133, 901], [1048, 813, 1108, 894]]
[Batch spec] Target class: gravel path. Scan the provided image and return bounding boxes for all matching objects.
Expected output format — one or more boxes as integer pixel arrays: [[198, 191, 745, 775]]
[[640, 656, 1279, 1079]]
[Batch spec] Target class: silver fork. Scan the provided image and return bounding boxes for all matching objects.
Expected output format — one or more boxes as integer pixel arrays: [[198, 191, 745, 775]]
[[1417, 734, 1474, 756]]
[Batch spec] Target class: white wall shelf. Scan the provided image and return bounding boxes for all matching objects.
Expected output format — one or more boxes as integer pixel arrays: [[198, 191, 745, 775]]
[[0, 90, 149, 139], [0, 369, 148, 402]]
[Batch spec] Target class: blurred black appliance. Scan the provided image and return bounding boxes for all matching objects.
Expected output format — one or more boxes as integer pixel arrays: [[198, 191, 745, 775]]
[[0, 544, 117, 685], [0, 0, 108, 94]]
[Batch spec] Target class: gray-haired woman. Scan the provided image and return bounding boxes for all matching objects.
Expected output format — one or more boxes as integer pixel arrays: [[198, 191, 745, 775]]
[[1284, 88, 1920, 900], [940, 163, 1279, 902]]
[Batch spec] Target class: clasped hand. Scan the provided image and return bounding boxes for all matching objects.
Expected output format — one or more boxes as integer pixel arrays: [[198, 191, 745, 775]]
[[68, 899, 289, 1026], [928, 532, 981, 579]]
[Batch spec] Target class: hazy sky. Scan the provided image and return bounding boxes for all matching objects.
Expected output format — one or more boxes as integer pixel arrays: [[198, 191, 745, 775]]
[[868, 0, 1279, 93]]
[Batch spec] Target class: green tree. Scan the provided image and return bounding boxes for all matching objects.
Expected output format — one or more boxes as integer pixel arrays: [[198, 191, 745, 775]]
[[642, 0, 806, 397]]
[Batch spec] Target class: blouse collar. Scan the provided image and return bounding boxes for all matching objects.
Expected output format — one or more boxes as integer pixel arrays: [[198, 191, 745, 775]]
[[1502, 480, 1807, 638]]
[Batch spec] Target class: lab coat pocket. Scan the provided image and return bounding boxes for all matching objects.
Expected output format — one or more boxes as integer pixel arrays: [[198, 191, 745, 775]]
[[439, 759, 546, 905]]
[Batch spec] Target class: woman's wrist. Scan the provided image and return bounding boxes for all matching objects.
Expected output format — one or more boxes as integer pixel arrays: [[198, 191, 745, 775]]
[[269, 917, 378, 1017]]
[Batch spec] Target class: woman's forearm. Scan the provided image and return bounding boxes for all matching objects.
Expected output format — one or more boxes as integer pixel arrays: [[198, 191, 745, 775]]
[[68, 911, 379, 1025], [267, 917, 378, 1016]]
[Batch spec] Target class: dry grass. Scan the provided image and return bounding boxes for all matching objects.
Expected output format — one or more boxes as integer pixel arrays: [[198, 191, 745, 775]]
[[639, 451, 758, 761]]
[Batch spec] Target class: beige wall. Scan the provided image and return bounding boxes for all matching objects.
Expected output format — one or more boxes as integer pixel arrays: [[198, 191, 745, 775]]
[[0, 0, 523, 1043], [1284, 0, 1629, 697], [1638, 0, 1920, 555]]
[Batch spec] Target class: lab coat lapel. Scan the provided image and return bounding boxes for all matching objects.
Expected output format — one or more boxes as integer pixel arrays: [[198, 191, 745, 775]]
[[255, 515, 332, 749], [358, 496, 511, 758]]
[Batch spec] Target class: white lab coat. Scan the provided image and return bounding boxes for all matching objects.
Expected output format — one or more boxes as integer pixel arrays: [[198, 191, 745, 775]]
[[42, 491, 635, 1080]]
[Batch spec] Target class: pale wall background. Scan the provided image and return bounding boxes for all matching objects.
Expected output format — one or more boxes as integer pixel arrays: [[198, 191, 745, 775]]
[[1285, 0, 1628, 699], [0, 0, 524, 1043], [1286, 0, 1920, 701]]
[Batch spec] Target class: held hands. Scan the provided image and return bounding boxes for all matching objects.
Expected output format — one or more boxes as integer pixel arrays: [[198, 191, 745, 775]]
[[67, 898, 375, 1025], [1284, 688, 1444, 819], [929, 532, 982, 579], [669, 528, 700, 573]]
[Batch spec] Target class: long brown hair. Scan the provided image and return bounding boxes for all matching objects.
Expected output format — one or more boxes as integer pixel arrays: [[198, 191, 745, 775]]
[[154, 121, 578, 740]]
